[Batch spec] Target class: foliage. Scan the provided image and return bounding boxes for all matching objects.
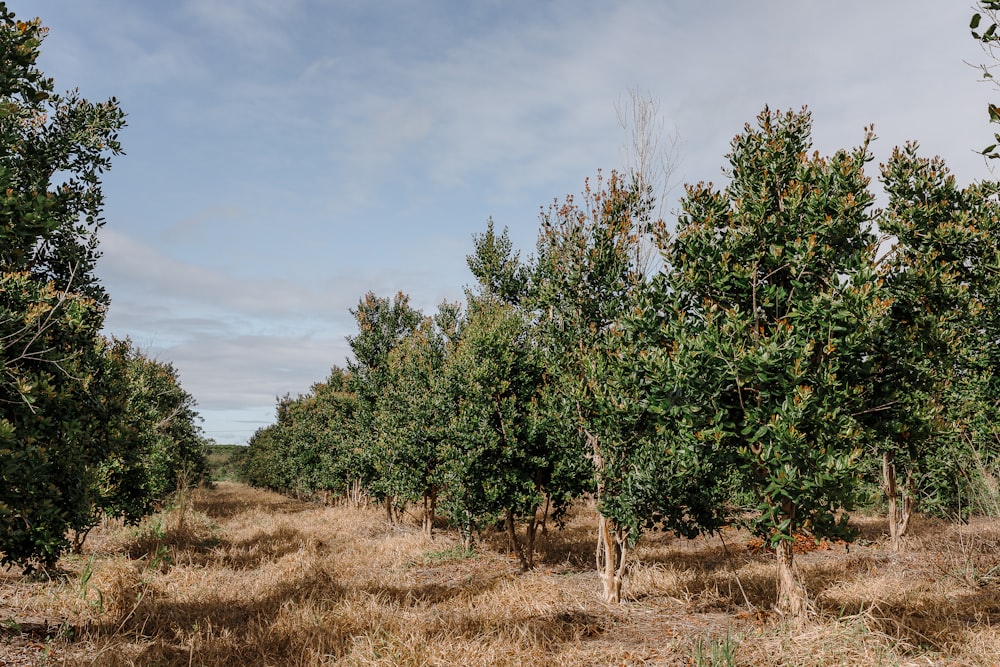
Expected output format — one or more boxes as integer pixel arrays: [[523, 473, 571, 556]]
[[0, 273, 106, 568], [346, 291, 422, 503], [599, 282, 733, 540], [864, 147, 995, 538], [240, 366, 357, 496], [528, 169, 668, 598], [372, 307, 458, 533], [467, 220, 529, 306], [241, 423, 291, 491], [654, 108, 880, 615], [0, 3, 125, 570], [90, 338, 208, 528], [238, 97, 1000, 614], [971, 2, 1000, 159], [439, 297, 548, 565], [204, 444, 246, 482]]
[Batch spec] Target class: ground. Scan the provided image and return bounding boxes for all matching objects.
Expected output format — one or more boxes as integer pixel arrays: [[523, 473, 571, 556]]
[[1, 482, 999, 666]]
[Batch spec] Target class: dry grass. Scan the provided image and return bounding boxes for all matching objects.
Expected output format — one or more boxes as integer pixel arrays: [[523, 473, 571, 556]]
[[2, 485, 1000, 666]]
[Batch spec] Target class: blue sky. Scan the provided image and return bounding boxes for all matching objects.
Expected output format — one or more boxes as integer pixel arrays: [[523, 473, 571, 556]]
[[29, 0, 997, 443]]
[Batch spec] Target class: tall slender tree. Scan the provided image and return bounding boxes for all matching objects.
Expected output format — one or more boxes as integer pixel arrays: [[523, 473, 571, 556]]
[[529, 170, 659, 600], [439, 296, 548, 566]]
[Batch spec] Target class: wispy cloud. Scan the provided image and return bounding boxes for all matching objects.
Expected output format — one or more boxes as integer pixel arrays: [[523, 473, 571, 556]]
[[178, 0, 303, 61], [99, 229, 347, 319]]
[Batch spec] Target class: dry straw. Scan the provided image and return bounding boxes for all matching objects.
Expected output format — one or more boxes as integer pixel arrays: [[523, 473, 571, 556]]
[[1, 483, 998, 666]]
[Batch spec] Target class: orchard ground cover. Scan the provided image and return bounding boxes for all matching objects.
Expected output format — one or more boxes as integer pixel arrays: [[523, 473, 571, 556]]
[[1, 482, 999, 666]]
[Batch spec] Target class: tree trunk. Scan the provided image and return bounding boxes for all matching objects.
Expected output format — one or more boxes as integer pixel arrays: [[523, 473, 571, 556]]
[[596, 513, 628, 603], [461, 511, 475, 552], [422, 490, 436, 538], [525, 508, 539, 570], [504, 509, 530, 571], [775, 539, 808, 622], [71, 528, 90, 555], [883, 451, 914, 552], [348, 479, 364, 507], [539, 493, 550, 538], [590, 429, 629, 603]]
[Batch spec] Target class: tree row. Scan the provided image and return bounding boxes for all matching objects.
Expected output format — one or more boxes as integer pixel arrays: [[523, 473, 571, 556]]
[[241, 107, 1000, 619]]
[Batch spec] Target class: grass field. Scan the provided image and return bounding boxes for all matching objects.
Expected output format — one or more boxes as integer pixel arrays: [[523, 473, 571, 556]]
[[2, 482, 999, 666]]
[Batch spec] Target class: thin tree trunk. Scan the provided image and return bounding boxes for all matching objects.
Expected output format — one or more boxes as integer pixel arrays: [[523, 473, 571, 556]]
[[462, 511, 475, 552], [596, 513, 628, 603], [540, 493, 550, 538], [71, 528, 90, 555], [504, 509, 530, 571], [899, 470, 915, 546], [775, 538, 808, 622], [883, 451, 914, 552], [422, 490, 436, 538], [348, 479, 364, 507], [525, 509, 538, 570], [589, 429, 629, 603]]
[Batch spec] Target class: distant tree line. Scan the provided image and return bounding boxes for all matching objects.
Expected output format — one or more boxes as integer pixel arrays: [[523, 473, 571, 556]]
[[0, 4, 207, 572]]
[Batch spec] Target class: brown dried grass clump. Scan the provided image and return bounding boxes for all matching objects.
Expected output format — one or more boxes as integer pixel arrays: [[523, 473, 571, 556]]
[[2, 483, 1000, 666]]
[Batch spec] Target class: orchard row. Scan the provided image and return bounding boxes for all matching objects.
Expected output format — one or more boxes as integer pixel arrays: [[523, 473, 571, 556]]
[[241, 108, 1000, 616]]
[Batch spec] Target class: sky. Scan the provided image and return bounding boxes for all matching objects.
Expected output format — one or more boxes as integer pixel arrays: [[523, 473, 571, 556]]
[[26, 0, 998, 444]]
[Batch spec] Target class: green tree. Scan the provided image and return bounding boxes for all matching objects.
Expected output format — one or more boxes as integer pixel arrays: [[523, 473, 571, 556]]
[[529, 170, 656, 600], [308, 367, 361, 501], [439, 297, 548, 567], [0, 4, 125, 570], [270, 391, 338, 497], [244, 388, 327, 494], [240, 367, 359, 501], [373, 306, 458, 536], [346, 291, 422, 518], [467, 220, 530, 306], [0, 273, 106, 568], [661, 108, 879, 619], [74, 338, 207, 551], [242, 423, 292, 491], [593, 274, 735, 604], [127, 351, 207, 500], [947, 175, 1000, 519], [864, 146, 992, 548]]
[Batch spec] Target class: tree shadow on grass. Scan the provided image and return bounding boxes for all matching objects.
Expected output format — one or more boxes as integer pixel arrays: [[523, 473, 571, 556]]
[[88, 563, 614, 667], [121, 522, 317, 573], [188, 526, 311, 570], [94, 562, 345, 638], [359, 573, 505, 607], [193, 484, 315, 521]]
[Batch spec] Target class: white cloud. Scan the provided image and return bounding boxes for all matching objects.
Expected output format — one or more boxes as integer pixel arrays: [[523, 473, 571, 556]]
[[98, 228, 357, 319]]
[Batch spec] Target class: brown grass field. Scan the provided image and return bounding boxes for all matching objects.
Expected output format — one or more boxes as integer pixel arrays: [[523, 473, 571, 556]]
[[2, 482, 999, 666]]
